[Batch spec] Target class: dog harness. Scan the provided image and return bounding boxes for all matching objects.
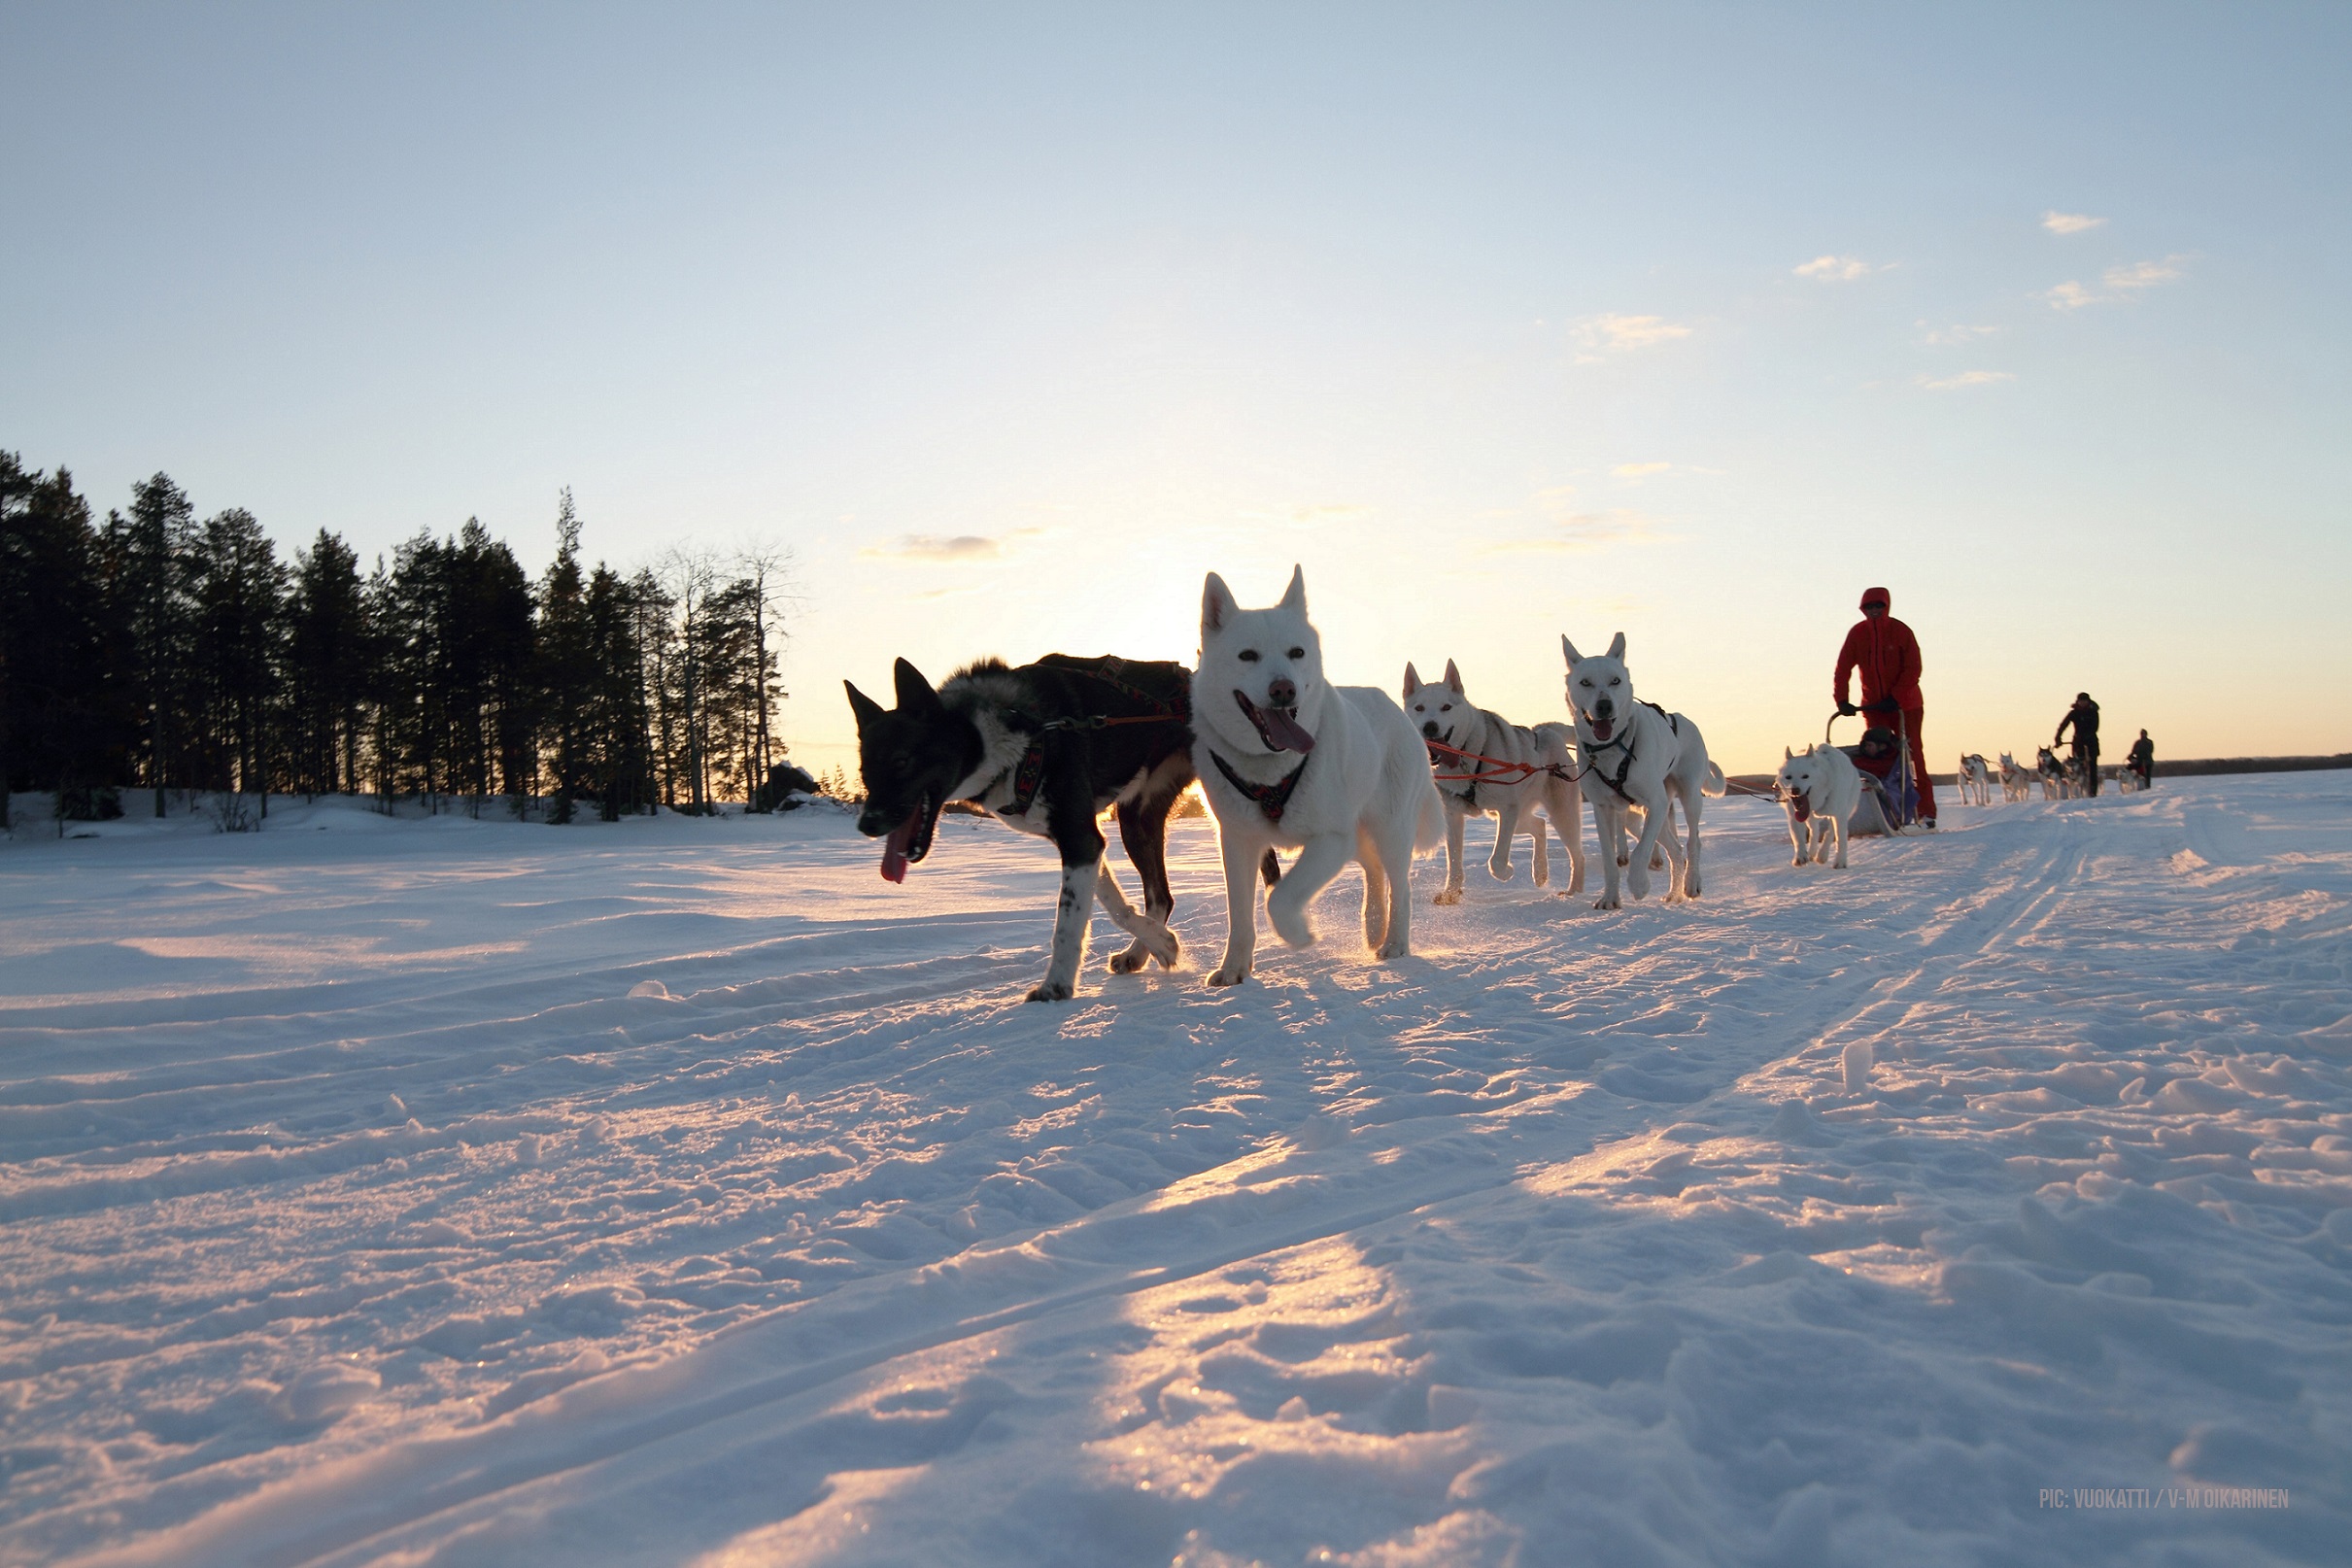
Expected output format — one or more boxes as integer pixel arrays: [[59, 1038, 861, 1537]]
[[1578, 701, 1679, 805], [983, 657, 1194, 816], [1209, 750, 1309, 825], [1426, 736, 1576, 810]]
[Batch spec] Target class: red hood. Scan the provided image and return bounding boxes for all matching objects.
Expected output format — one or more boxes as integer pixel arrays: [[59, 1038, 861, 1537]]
[[1859, 586, 1891, 611]]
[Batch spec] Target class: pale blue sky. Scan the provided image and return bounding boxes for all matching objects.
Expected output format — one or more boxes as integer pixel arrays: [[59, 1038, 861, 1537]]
[[6, 3, 2347, 774]]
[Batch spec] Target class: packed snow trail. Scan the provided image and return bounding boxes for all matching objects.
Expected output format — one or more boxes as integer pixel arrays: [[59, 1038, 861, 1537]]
[[2, 780, 2347, 1566]]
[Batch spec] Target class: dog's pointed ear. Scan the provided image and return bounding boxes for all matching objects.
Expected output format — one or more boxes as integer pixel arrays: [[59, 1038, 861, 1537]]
[[1403, 662, 1420, 697], [1443, 659, 1463, 693], [892, 658, 940, 713], [1279, 564, 1308, 614], [1202, 572, 1238, 634], [1561, 634, 1582, 666], [845, 680, 884, 730], [1785, 745, 1793, 761], [1607, 631, 1626, 660]]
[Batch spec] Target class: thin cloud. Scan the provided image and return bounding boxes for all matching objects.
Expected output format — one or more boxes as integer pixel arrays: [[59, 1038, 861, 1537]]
[[1920, 370, 2016, 392], [1573, 313, 1693, 360], [1485, 508, 1661, 555], [860, 528, 1044, 562], [1924, 323, 2000, 345], [2046, 256, 2188, 310], [1611, 461, 1672, 481], [2103, 256, 2185, 292], [2043, 211, 2106, 235], [1794, 255, 1877, 282]]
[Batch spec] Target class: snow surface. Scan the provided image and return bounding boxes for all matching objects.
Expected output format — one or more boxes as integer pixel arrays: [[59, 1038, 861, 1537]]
[[3, 779, 2348, 1567]]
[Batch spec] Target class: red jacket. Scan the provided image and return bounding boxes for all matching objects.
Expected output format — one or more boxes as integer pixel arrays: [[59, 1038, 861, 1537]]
[[1834, 586, 1923, 712]]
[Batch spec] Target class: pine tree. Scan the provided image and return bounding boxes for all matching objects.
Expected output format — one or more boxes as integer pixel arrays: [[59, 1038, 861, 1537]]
[[193, 508, 289, 813], [289, 529, 366, 795], [538, 490, 591, 823], [1, 458, 124, 826], [107, 474, 200, 816]]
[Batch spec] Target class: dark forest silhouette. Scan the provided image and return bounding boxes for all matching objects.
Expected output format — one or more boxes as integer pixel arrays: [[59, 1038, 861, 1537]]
[[0, 453, 803, 830]]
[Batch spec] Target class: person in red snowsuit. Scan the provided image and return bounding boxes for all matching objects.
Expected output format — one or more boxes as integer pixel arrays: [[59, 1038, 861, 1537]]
[[1834, 586, 1936, 826]]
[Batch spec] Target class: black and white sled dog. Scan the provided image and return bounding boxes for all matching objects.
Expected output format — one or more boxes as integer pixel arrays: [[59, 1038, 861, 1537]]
[[845, 654, 1194, 1001], [1956, 753, 1994, 807], [1194, 567, 1443, 986], [1776, 743, 1864, 869], [1404, 660, 1585, 902], [1560, 632, 1727, 908], [2035, 746, 2071, 801]]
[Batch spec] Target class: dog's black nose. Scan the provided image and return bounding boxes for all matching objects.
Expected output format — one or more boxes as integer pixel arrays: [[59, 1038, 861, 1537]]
[[1267, 678, 1297, 708], [1421, 721, 1440, 739], [1594, 698, 1614, 717]]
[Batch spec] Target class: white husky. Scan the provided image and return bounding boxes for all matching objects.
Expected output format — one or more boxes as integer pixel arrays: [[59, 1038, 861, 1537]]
[[1560, 632, 1727, 908], [1956, 753, 1994, 806], [1195, 567, 1443, 986], [1776, 743, 1864, 869], [1997, 751, 2034, 802], [1404, 660, 1585, 903]]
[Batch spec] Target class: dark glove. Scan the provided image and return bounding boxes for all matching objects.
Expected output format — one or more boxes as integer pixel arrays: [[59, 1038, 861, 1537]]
[[1837, 701, 1858, 717]]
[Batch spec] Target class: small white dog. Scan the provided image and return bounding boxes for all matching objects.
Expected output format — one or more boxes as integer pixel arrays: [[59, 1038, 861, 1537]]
[[1998, 751, 2034, 802], [1560, 632, 1727, 908], [1956, 753, 1994, 807], [1776, 743, 1864, 869], [1404, 659, 1585, 903], [1194, 567, 1443, 986]]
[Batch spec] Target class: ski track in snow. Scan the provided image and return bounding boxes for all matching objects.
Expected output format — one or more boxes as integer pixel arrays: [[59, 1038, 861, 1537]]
[[2, 779, 2349, 1566]]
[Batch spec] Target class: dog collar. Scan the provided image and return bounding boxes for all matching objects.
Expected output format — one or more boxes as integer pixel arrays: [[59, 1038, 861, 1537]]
[[1210, 749, 1309, 825]]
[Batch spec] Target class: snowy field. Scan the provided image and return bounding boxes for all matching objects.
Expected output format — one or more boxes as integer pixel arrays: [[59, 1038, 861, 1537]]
[[3, 776, 2348, 1567]]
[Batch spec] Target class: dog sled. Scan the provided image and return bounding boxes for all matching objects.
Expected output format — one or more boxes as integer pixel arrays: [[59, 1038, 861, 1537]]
[[1825, 710, 1919, 835]]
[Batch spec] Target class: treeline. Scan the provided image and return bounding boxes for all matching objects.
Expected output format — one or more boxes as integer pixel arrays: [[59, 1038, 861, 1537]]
[[0, 454, 796, 829]]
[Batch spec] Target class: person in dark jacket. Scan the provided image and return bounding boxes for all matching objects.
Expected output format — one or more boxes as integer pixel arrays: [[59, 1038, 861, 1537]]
[[1833, 586, 1935, 825], [2127, 730, 2154, 789], [2055, 693, 2101, 796]]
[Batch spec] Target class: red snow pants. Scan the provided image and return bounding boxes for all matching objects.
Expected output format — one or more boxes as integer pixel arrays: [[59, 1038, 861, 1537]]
[[1863, 701, 1938, 820], [1903, 707, 1936, 820]]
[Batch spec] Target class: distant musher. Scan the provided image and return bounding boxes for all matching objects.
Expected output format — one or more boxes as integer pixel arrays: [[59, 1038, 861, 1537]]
[[1834, 586, 1935, 828], [2055, 693, 2102, 797], [2127, 729, 2154, 791]]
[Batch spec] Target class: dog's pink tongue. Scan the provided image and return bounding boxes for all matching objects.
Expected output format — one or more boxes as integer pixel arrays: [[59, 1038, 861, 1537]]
[[1588, 716, 1614, 741], [879, 814, 916, 883], [1261, 706, 1316, 753]]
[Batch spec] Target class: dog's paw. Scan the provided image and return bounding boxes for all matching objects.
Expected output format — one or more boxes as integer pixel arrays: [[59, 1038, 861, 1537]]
[[1207, 964, 1249, 987], [1433, 888, 1463, 906], [1488, 859, 1514, 882], [1593, 895, 1621, 910], [1626, 867, 1652, 900], [1267, 890, 1316, 948], [1376, 937, 1410, 961], [1108, 946, 1150, 974], [1026, 980, 1074, 1003], [1129, 921, 1179, 967]]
